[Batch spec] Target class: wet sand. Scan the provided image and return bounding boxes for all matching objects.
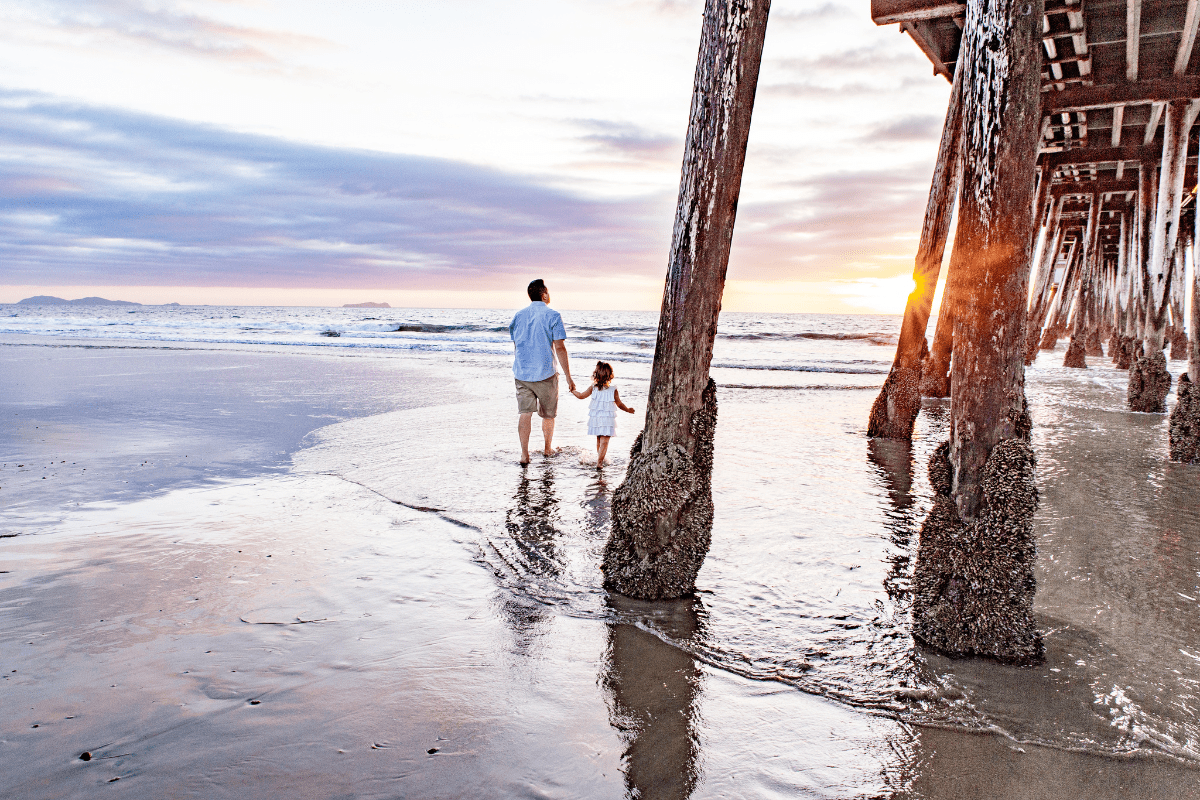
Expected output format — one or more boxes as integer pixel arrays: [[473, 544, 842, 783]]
[[2, 336, 1199, 798]]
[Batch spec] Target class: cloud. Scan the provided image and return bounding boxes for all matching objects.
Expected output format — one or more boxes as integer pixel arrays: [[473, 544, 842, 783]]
[[5, 0, 327, 63], [730, 166, 930, 281], [772, 3, 854, 24], [574, 119, 680, 164], [861, 114, 942, 143], [0, 90, 667, 289]]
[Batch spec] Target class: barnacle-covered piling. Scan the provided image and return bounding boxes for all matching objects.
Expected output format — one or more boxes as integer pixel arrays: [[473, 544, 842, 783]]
[[1169, 375, 1200, 462], [604, 381, 717, 599], [905, 0, 1045, 660], [913, 441, 1042, 661], [603, 0, 769, 600], [1128, 351, 1172, 412]]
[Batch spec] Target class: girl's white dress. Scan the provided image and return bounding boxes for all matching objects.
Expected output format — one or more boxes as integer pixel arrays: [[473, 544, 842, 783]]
[[588, 385, 617, 436]]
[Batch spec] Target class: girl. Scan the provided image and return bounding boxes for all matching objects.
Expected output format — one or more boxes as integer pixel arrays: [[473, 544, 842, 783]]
[[571, 361, 635, 466]]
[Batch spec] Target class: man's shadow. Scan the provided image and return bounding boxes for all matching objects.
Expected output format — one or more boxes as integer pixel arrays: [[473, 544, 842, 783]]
[[601, 594, 705, 800]]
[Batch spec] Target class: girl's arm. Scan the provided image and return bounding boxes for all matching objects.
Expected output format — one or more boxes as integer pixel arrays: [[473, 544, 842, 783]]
[[572, 384, 594, 399], [613, 389, 635, 413]]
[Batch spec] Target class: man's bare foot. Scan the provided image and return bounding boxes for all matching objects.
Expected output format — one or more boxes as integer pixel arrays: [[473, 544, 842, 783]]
[[520, 451, 531, 465], [542, 446, 561, 457]]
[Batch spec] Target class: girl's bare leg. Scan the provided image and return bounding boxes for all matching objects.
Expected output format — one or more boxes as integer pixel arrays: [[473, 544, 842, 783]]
[[597, 436, 610, 466]]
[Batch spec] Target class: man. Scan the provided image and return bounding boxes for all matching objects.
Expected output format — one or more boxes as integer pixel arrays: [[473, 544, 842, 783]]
[[511, 279, 576, 464]]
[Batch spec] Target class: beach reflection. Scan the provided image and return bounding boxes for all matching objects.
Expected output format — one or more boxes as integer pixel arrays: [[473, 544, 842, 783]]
[[582, 471, 612, 539], [866, 437, 917, 605], [601, 595, 705, 800], [498, 463, 564, 652]]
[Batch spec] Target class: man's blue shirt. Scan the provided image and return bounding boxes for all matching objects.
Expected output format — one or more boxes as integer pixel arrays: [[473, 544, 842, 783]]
[[511, 301, 566, 382]]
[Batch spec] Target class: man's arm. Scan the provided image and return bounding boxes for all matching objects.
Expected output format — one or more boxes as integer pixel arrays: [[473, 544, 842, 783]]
[[553, 339, 575, 391]]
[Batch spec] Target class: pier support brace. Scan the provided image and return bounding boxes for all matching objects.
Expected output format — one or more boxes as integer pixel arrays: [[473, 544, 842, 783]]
[[603, 0, 770, 600]]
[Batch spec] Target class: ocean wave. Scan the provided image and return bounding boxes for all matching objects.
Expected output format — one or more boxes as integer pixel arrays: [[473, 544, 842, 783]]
[[721, 332, 897, 345], [711, 362, 889, 375], [721, 384, 883, 391], [392, 323, 509, 334]]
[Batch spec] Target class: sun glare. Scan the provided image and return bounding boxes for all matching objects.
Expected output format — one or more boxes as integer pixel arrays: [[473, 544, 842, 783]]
[[830, 274, 917, 314]]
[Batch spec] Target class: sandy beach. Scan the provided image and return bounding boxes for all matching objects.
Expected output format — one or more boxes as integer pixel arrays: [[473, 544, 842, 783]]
[[3, 325, 1200, 799]]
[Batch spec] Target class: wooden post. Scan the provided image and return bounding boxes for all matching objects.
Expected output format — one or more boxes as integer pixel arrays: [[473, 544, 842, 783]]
[[911, 0, 1044, 662], [1026, 196, 1067, 363], [1193, 215, 1200, 383], [1042, 234, 1082, 348], [919, 277, 956, 398], [1115, 211, 1137, 367], [868, 67, 965, 439], [1065, 193, 1102, 368], [1170, 243, 1190, 360], [1129, 100, 1198, 411], [1169, 200, 1200, 460], [1133, 165, 1152, 345], [603, 0, 770, 600]]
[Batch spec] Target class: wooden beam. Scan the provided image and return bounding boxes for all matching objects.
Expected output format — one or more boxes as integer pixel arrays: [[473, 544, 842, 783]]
[[1112, 105, 1125, 147], [1127, 0, 1142, 82], [1041, 143, 1160, 169], [1145, 102, 1165, 146], [1176, 0, 1200, 76], [872, 0, 964, 24], [1043, 76, 1200, 113], [1052, 177, 1141, 194], [901, 20, 953, 79]]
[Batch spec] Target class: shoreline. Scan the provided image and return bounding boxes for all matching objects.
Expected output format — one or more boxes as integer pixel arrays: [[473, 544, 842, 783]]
[[2, 334, 1199, 797]]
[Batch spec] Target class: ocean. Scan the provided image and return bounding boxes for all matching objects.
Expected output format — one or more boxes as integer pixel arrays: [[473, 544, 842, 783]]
[[1, 302, 1198, 797]]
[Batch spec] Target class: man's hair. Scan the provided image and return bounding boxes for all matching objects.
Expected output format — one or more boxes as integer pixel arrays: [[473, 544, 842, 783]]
[[527, 279, 547, 302], [593, 361, 614, 389]]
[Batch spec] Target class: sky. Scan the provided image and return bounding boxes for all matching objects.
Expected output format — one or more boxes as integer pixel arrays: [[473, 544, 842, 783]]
[[0, 0, 953, 312]]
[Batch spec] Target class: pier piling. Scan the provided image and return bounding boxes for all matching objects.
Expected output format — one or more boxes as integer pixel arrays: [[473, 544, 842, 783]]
[[603, 0, 770, 600]]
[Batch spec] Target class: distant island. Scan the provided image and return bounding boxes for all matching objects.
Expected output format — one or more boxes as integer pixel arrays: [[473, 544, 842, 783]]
[[343, 302, 391, 308], [15, 296, 182, 306], [18, 295, 140, 306]]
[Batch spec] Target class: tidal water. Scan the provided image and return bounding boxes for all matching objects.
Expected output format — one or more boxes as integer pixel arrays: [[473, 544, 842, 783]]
[[3, 303, 1199, 790]]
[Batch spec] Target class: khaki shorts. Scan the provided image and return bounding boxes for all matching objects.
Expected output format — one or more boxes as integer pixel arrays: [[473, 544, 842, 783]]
[[515, 374, 559, 418]]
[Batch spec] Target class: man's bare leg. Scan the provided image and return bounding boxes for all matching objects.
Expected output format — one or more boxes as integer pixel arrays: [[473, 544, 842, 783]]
[[541, 416, 556, 456], [597, 435, 610, 466], [518, 413, 533, 464]]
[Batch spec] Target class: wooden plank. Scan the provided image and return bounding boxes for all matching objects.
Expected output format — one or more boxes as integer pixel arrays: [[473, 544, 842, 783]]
[[872, 0, 964, 24], [1112, 104, 1125, 146], [1043, 75, 1200, 113]]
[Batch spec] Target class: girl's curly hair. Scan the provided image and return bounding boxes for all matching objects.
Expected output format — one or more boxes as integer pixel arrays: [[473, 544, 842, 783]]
[[593, 361, 614, 389]]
